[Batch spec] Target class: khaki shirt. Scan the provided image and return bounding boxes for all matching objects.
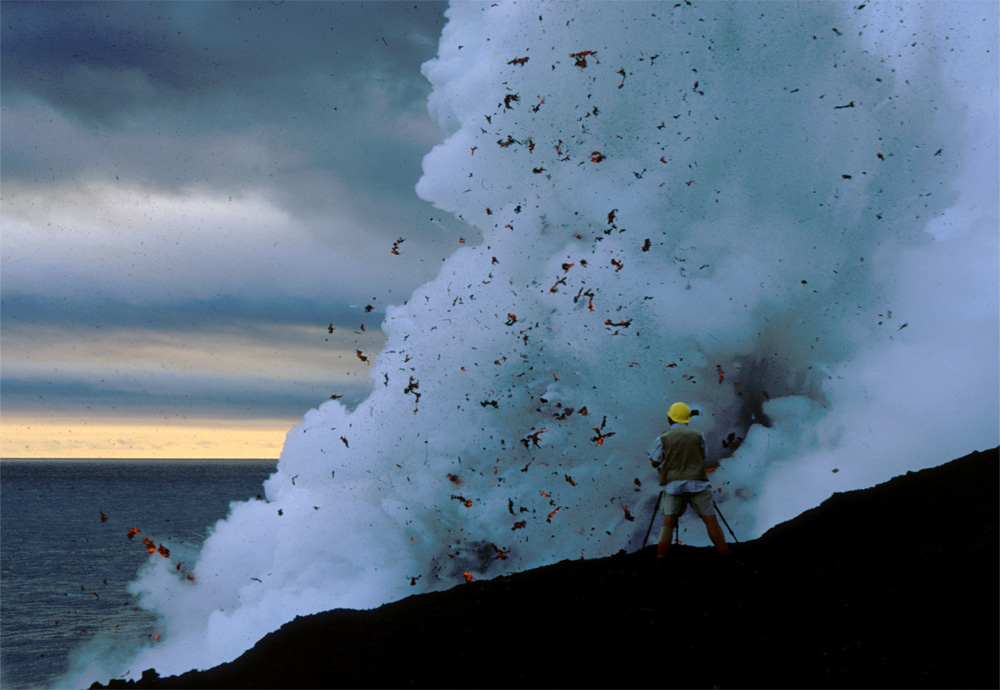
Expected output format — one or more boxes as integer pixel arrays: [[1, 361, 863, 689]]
[[652, 425, 709, 487]]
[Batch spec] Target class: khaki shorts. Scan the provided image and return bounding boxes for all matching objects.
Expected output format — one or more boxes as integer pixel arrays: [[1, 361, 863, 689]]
[[660, 488, 716, 517]]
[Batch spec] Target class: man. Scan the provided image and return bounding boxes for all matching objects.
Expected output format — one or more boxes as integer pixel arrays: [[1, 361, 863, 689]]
[[649, 401, 730, 559]]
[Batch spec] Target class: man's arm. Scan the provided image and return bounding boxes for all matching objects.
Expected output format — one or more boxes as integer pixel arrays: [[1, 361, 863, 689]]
[[649, 437, 663, 468]]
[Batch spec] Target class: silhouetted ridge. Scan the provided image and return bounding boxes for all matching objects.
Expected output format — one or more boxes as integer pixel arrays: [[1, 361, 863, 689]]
[[92, 447, 998, 689]]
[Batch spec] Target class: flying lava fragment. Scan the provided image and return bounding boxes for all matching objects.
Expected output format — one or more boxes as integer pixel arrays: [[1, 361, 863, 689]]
[[570, 50, 598, 68], [591, 416, 616, 445]]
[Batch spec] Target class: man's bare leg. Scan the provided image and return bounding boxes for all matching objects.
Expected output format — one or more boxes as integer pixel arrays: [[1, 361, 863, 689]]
[[701, 514, 730, 555], [657, 514, 678, 558]]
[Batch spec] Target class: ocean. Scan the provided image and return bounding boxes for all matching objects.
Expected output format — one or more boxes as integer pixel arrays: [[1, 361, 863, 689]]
[[0, 459, 277, 690]]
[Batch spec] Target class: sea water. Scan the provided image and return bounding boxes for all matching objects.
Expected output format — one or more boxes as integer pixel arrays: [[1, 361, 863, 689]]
[[0, 459, 277, 690]]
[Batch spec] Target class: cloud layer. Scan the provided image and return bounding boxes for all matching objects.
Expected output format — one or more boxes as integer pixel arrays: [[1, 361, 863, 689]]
[[1, 1, 460, 440]]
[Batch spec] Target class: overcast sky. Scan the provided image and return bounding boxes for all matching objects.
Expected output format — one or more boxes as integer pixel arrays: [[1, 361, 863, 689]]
[[1, 1, 470, 458]]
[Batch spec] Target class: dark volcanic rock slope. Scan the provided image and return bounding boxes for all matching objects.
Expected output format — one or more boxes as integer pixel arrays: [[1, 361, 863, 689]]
[[93, 447, 998, 689]]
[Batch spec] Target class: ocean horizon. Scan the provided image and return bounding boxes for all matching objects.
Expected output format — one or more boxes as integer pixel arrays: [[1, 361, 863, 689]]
[[1, 458, 278, 462], [1, 458, 278, 690]]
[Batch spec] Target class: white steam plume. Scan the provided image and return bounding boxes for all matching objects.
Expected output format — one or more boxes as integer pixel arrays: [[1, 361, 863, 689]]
[[64, 1, 997, 685]]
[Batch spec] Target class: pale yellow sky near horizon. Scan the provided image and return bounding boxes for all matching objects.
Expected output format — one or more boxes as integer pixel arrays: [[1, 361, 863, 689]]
[[0, 326, 382, 459], [0, 415, 297, 459]]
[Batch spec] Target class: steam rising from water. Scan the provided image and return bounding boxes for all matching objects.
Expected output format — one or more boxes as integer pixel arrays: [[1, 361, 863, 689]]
[[67, 1, 997, 685]]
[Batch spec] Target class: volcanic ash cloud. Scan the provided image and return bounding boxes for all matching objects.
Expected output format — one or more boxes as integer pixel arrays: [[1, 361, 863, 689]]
[[73, 1, 997, 684]]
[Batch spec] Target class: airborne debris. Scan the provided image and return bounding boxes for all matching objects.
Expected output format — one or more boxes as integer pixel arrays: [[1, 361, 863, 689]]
[[591, 416, 616, 445], [521, 429, 547, 448], [570, 50, 598, 68], [491, 544, 511, 560], [721, 432, 743, 450]]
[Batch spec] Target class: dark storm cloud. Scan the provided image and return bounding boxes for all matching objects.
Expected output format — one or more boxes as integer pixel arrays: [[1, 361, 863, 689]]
[[0, 292, 384, 334], [2, 1, 444, 124], [0, 373, 372, 419], [0, 1, 459, 429], [1, 1, 447, 198]]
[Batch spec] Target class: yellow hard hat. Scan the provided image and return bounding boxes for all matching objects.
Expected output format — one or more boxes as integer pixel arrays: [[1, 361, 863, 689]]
[[668, 402, 691, 424]]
